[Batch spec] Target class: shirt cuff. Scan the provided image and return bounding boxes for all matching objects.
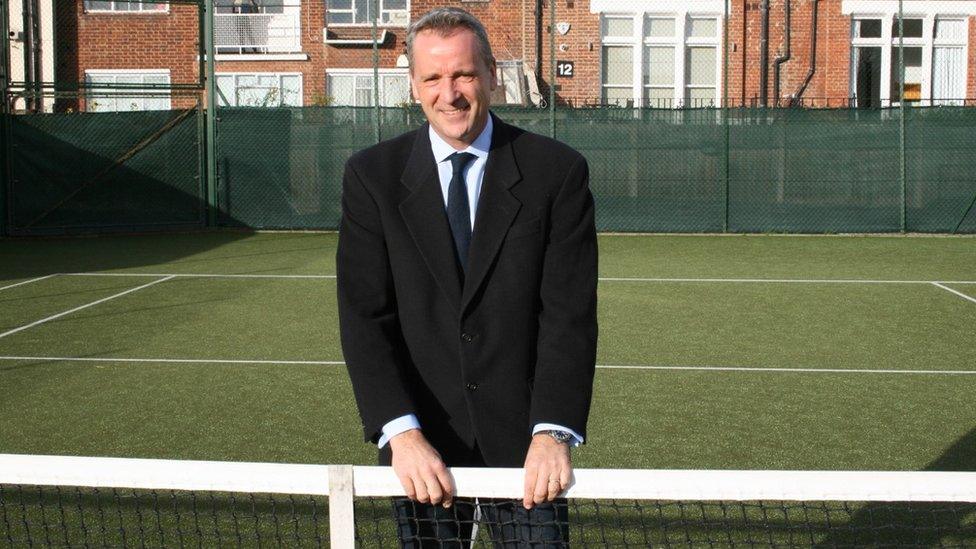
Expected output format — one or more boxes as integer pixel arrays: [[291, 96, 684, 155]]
[[532, 423, 584, 447], [377, 414, 421, 448]]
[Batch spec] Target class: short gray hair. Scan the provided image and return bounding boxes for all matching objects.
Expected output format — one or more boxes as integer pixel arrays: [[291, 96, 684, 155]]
[[406, 8, 495, 71]]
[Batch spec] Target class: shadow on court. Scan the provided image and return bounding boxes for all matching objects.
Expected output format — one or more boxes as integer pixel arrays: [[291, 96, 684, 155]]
[[813, 426, 976, 547]]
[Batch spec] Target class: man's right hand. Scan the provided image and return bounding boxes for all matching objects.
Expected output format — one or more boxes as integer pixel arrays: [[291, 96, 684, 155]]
[[389, 429, 454, 508]]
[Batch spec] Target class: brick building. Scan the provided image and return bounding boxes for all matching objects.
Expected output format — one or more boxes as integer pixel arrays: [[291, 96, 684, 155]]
[[41, 0, 976, 112]]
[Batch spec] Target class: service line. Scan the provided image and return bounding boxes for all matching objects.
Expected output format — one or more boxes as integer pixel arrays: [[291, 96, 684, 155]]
[[0, 355, 972, 375], [56, 272, 976, 284]]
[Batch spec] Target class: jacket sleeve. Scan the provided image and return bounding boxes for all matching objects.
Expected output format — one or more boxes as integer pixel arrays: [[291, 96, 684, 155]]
[[529, 155, 598, 441], [336, 159, 417, 444]]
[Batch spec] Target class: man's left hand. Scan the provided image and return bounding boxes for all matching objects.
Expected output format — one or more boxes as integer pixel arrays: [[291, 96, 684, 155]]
[[522, 433, 571, 509]]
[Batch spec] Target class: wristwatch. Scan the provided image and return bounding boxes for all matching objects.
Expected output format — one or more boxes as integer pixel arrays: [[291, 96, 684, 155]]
[[544, 430, 574, 444]]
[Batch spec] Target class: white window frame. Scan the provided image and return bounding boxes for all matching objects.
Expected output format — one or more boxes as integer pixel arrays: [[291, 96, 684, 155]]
[[600, 15, 637, 106], [326, 68, 411, 106], [598, 10, 723, 108], [326, 0, 410, 27], [849, 10, 970, 106], [84, 1, 169, 14], [84, 69, 172, 112], [215, 72, 304, 107]]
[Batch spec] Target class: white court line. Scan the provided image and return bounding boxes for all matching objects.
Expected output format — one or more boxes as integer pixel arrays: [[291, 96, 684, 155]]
[[0, 276, 176, 340], [0, 274, 58, 292], [596, 364, 976, 375], [0, 356, 344, 366], [60, 272, 336, 280], [51, 272, 976, 284], [599, 277, 976, 284], [931, 282, 976, 305], [0, 355, 972, 375]]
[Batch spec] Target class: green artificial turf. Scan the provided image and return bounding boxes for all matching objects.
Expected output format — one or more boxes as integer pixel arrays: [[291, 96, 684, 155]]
[[1, 231, 974, 472]]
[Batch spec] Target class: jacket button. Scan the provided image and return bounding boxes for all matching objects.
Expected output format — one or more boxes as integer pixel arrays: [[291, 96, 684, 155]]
[[466, 383, 478, 391], [460, 332, 473, 342]]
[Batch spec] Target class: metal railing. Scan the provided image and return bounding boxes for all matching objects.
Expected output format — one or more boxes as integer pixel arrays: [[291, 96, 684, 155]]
[[214, 12, 300, 54]]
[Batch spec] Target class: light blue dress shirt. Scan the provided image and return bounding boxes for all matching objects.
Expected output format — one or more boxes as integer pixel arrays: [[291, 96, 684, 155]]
[[377, 116, 583, 449]]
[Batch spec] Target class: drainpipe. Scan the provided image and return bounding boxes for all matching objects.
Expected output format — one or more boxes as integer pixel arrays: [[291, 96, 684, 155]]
[[740, 0, 747, 106], [22, 0, 39, 112], [772, 0, 790, 106], [759, 0, 769, 107], [789, 0, 819, 106], [534, 0, 542, 86]]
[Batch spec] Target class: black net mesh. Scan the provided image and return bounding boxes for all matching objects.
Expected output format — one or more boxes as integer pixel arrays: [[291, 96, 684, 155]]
[[3, 485, 975, 547], [1, 484, 329, 547], [354, 497, 976, 548]]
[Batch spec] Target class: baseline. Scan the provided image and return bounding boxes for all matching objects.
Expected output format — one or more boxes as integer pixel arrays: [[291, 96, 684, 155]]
[[931, 282, 976, 305], [0, 276, 176, 340], [0, 355, 972, 375], [0, 274, 58, 292]]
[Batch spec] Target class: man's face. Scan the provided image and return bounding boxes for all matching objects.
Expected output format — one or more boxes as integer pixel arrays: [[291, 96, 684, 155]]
[[410, 28, 497, 150]]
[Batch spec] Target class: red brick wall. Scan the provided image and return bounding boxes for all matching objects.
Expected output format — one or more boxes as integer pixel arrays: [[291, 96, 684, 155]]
[[730, 0, 851, 108], [533, 0, 600, 106], [57, 0, 976, 111], [56, 1, 201, 110], [969, 16, 976, 100]]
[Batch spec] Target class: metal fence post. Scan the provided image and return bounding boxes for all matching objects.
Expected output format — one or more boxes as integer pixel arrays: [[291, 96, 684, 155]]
[[372, 0, 381, 144], [722, 0, 730, 233], [548, 0, 556, 139], [898, 0, 907, 232], [0, 0, 9, 237], [204, 0, 218, 227]]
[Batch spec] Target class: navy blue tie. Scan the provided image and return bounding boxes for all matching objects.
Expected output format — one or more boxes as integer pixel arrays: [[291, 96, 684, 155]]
[[447, 152, 477, 271]]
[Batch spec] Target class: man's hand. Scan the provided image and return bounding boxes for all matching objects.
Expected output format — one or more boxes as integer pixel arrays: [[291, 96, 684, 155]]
[[522, 433, 572, 509], [389, 429, 454, 508]]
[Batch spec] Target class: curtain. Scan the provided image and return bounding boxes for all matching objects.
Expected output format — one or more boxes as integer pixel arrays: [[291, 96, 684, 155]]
[[932, 47, 964, 106]]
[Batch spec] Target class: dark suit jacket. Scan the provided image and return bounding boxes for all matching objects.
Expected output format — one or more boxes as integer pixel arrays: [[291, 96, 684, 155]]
[[336, 114, 597, 467]]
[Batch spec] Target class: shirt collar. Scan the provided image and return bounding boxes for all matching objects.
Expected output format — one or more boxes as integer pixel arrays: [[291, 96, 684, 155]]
[[429, 114, 493, 164]]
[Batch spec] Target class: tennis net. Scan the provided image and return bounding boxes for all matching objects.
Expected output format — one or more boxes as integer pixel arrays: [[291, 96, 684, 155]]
[[2, 453, 974, 547]]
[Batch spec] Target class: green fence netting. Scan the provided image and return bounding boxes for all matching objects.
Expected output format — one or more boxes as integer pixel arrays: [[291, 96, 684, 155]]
[[7, 107, 204, 235], [209, 105, 976, 234], [905, 108, 976, 234]]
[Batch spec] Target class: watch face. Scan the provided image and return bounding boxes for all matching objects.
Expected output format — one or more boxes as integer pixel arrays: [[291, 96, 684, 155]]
[[549, 430, 572, 443]]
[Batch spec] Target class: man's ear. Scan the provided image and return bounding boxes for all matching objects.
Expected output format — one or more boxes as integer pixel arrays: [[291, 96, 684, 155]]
[[410, 71, 419, 101], [489, 60, 498, 90]]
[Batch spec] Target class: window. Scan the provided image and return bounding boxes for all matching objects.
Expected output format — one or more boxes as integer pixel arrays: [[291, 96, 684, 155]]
[[85, 1, 166, 12], [214, 0, 302, 54], [216, 73, 303, 107], [327, 70, 410, 106], [326, 0, 409, 26], [601, 13, 720, 108], [215, 0, 283, 14], [850, 14, 968, 107], [84, 71, 171, 112], [933, 19, 967, 105]]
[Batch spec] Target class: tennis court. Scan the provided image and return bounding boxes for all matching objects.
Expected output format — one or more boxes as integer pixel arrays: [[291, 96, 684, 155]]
[[2, 231, 975, 475]]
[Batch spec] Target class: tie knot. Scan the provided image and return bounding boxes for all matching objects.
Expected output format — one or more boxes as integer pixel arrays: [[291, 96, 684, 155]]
[[448, 152, 477, 176]]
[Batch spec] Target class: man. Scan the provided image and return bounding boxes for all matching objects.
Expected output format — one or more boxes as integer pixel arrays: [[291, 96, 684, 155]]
[[337, 7, 597, 546]]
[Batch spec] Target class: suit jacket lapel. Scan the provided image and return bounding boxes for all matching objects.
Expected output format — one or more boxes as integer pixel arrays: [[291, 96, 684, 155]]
[[461, 116, 522, 313], [398, 126, 463, 311]]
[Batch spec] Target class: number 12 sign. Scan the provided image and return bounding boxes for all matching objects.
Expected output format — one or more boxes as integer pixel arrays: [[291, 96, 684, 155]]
[[556, 61, 574, 78]]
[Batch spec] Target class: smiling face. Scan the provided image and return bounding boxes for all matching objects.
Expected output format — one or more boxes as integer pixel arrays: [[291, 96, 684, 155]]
[[410, 27, 497, 150]]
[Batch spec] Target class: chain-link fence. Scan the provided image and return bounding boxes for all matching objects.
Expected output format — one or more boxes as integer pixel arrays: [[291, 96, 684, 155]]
[[2, 0, 975, 235]]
